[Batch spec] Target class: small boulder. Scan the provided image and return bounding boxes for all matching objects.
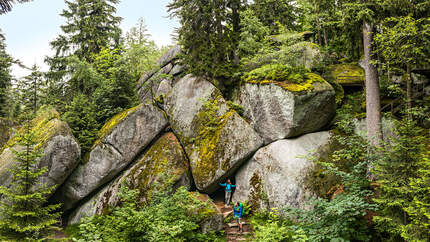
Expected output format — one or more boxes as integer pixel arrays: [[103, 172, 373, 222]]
[[55, 104, 168, 210], [233, 131, 332, 210], [68, 132, 191, 224], [165, 75, 264, 193], [0, 107, 80, 198], [193, 193, 224, 233], [235, 74, 335, 144]]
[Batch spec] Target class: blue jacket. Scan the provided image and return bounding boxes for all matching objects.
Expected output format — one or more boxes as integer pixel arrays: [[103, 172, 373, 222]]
[[219, 183, 235, 192], [233, 205, 242, 218]]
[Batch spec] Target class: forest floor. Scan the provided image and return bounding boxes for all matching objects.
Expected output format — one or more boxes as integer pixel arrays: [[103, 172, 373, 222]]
[[215, 200, 253, 242]]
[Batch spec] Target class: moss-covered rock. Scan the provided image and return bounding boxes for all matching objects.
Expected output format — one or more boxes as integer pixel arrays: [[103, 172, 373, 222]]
[[329, 63, 365, 86], [54, 103, 168, 211], [165, 75, 264, 193], [233, 131, 332, 210], [0, 106, 81, 199], [235, 75, 336, 144], [67, 132, 191, 224]]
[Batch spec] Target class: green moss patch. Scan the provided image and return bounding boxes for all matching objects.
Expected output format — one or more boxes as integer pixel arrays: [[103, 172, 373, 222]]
[[126, 133, 188, 203], [91, 104, 141, 149], [246, 72, 326, 93], [190, 96, 236, 186], [330, 63, 364, 85], [1, 106, 69, 154]]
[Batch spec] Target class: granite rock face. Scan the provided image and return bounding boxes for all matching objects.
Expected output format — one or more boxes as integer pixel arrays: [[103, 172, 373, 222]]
[[0, 107, 80, 198], [55, 104, 168, 210], [233, 131, 332, 210], [235, 80, 335, 144], [165, 75, 264, 193], [68, 133, 191, 224]]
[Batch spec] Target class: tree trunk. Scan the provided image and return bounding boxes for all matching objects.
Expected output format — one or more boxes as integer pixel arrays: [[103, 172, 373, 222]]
[[316, 15, 322, 46], [323, 27, 328, 47], [406, 64, 412, 111], [363, 21, 382, 147]]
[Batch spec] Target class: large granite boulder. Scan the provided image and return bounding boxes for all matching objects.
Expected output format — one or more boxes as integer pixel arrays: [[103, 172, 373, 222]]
[[235, 74, 335, 144], [0, 107, 80, 197], [55, 104, 168, 210], [68, 133, 191, 224], [233, 131, 332, 210], [165, 75, 264, 193]]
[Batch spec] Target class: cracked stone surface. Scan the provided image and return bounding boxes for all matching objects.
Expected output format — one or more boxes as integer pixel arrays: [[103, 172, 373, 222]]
[[53, 104, 168, 211]]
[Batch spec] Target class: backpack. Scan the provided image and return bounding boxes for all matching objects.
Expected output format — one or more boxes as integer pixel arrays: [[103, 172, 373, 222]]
[[239, 203, 245, 216]]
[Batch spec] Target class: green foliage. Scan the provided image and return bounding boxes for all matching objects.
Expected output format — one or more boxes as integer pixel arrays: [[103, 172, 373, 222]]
[[168, 0, 241, 92], [251, 0, 298, 33], [251, 209, 307, 242], [375, 16, 430, 70], [333, 91, 365, 134], [244, 64, 310, 83], [373, 115, 428, 241], [69, 186, 222, 242], [242, 27, 322, 71], [238, 8, 271, 60], [62, 94, 98, 157], [15, 64, 45, 117], [0, 30, 12, 117], [0, 123, 61, 241], [92, 47, 139, 125]]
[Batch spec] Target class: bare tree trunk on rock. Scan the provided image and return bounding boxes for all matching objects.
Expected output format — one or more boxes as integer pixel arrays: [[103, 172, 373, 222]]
[[363, 21, 382, 147]]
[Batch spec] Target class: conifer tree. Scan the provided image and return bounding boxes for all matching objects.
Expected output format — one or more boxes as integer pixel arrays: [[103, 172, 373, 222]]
[[373, 116, 427, 240], [17, 64, 44, 115], [45, 0, 122, 99], [0, 123, 61, 241], [168, 0, 242, 92], [0, 29, 12, 117]]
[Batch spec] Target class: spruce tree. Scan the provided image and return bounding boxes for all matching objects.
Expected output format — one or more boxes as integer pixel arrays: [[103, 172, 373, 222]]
[[0, 123, 61, 241], [373, 116, 427, 240], [45, 0, 122, 100], [0, 29, 12, 117], [168, 0, 242, 92], [16, 64, 44, 116]]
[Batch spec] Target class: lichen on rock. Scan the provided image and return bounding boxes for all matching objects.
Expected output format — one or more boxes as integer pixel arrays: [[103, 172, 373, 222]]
[[329, 63, 365, 86], [54, 103, 168, 211], [67, 132, 191, 224], [165, 75, 264, 193], [0, 106, 81, 199]]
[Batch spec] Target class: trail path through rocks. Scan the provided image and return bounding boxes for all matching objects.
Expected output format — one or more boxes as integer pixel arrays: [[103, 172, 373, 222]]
[[215, 200, 253, 242]]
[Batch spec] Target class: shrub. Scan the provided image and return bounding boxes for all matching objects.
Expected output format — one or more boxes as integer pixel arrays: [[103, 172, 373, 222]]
[[69, 186, 222, 242]]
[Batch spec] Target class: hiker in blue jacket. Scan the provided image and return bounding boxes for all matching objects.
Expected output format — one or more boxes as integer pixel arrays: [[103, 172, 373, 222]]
[[219, 179, 235, 207], [233, 202, 244, 233]]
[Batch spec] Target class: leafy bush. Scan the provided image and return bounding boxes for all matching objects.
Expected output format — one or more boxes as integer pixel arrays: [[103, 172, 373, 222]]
[[70, 186, 222, 242], [243, 64, 310, 83], [251, 209, 307, 242]]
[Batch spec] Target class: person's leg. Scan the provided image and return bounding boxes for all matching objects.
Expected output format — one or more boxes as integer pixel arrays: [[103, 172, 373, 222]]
[[225, 191, 231, 206]]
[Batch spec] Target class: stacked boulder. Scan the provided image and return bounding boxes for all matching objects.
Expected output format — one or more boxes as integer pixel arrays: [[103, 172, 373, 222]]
[[0, 107, 81, 198], [0, 46, 338, 231]]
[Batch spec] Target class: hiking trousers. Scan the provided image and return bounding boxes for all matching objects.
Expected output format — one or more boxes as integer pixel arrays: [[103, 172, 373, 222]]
[[225, 191, 232, 205]]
